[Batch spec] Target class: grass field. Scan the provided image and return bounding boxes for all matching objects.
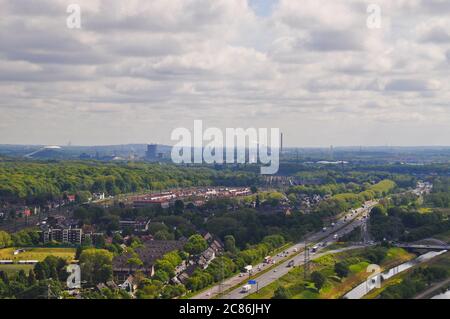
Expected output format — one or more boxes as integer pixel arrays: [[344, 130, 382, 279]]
[[0, 264, 34, 276], [247, 247, 415, 299], [0, 247, 76, 262]]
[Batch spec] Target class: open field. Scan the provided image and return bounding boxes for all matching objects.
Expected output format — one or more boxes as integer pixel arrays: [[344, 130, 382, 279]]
[[0, 247, 76, 262], [0, 264, 34, 276], [247, 247, 415, 299]]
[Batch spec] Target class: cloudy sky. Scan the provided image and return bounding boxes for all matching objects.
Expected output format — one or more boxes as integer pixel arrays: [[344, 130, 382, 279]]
[[0, 0, 449, 147]]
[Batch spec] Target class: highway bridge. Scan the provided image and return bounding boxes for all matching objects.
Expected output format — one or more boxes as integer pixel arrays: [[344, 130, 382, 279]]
[[395, 243, 450, 250]]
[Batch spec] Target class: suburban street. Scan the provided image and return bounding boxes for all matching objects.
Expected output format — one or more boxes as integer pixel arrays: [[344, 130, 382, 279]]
[[192, 200, 377, 299]]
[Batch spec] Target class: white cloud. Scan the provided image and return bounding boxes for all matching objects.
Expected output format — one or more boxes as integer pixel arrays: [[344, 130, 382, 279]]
[[0, 0, 449, 146]]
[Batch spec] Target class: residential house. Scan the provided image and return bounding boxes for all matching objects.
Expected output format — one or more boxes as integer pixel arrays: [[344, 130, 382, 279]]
[[113, 239, 186, 281]]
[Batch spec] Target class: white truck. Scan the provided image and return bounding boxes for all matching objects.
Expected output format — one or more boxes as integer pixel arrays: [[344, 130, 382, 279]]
[[241, 285, 252, 293]]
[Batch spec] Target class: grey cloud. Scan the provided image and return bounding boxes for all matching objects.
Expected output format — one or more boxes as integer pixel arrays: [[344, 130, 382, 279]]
[[104, 36, 184, 57], [385, 79, 439, 92], [420, 0, 450, 14], [0, 21, 113, 65], [83, 0, 239, 33], [306, 30, 364, 52], [3, 0, 66, 16], [6, 50, 112, 66], [0, 0, 449, 146], [420, 27, 450, 43]]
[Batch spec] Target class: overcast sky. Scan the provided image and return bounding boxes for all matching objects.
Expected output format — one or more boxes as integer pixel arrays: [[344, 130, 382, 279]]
[[0, 0, 449, 147]]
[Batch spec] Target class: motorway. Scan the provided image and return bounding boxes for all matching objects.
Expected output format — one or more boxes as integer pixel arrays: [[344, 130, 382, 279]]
[[221, 185, 432, 300], [192, 200, 377, 299]]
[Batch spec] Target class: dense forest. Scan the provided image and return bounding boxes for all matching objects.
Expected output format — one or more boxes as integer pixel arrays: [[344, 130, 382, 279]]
[[369, 205, 450, 242], [425, 177, 450, 208], [0, 160, 260, 204]]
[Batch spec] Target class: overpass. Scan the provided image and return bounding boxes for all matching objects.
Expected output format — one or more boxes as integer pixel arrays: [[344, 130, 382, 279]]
[[395, 243, 450, 250]]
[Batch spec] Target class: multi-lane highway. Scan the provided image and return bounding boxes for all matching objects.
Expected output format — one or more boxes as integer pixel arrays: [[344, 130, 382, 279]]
[[222, 184, 431, 299], [222, 205, 376, 299], [192, 200, 377, 299]]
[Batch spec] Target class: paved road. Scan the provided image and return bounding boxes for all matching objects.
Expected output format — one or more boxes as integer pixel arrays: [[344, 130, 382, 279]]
[[395, 244, 450, 250], [192, 201, 377, 299], [228, 245, 371, 299], [223, 216, 375, 299]]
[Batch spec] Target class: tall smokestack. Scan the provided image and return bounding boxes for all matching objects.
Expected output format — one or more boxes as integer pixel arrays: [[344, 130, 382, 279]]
[[280, 132, 283, 153]]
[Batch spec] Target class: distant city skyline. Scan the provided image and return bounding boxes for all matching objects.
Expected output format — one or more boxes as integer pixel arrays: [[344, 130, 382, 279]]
[[1, 0, 450, 147]]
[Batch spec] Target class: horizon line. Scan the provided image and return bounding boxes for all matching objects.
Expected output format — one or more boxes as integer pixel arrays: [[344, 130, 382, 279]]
[[2, 143, 450, 149]]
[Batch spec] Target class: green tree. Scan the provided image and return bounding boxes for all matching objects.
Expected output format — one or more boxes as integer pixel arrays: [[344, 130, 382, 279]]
[[75, 191, 91, 204], [16, 270, 28, 285], [311, 271, 326, 291], [49, 266, 59, 281], [334, 262, 349, 278], [153, 269, 170, 283], [0, 270, 9, 285], [155, 259, 176, 278], [137, 280, 163, 299], [174, 200, 185, 214], [79, 249, 113, 285], [255, 195, 260, 208], [184, 234, 207, 255], [34, 262, 48, 280], [127, 257, 144, 273], [75, 246, 83, 260], [28, 269, 37, 286], [0, 231, 12, 248], [224, 235, 237, 254], [272, 286, 292, 299], [154, 230, 174, 240]]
